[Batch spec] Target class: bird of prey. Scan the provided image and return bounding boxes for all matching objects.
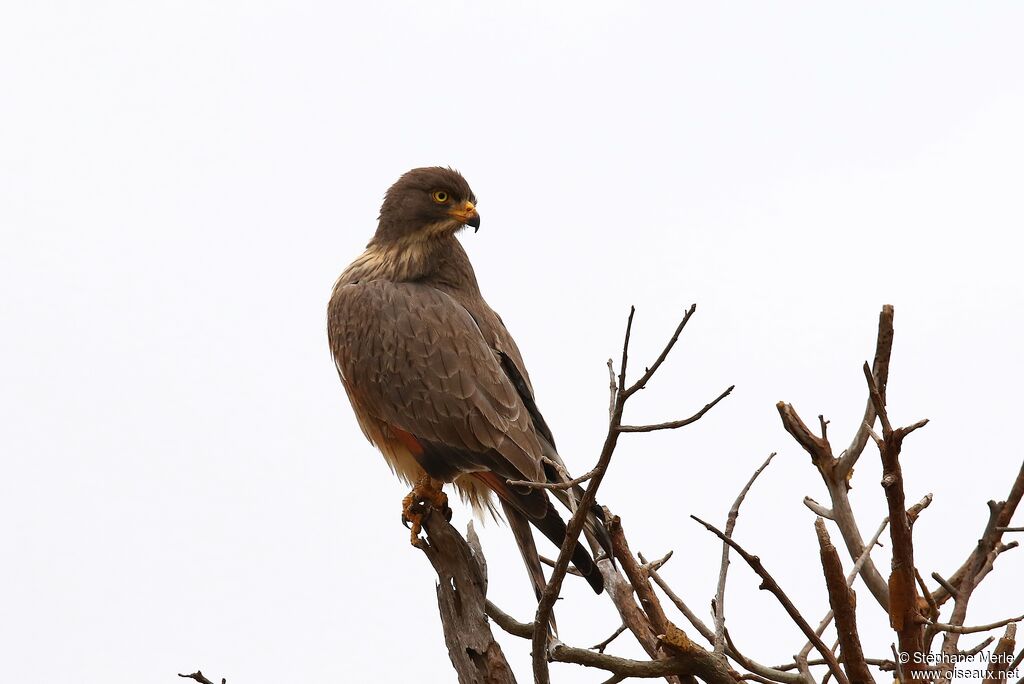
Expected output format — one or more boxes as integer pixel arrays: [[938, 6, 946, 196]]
[[327, 167, 611, 598]]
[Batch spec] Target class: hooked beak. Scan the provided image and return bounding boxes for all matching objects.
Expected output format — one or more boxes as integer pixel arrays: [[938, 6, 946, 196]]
[[449, 200, 481, 233]]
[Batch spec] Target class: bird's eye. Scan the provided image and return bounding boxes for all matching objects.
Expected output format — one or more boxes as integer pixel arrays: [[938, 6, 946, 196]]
[[432, 190, 449, 204]]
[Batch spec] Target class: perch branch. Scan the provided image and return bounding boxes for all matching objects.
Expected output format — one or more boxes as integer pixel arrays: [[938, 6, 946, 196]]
[[417, 511, 517, 683]]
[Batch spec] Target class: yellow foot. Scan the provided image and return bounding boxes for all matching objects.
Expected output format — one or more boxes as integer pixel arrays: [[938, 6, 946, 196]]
[[401, 475, 451, 547]]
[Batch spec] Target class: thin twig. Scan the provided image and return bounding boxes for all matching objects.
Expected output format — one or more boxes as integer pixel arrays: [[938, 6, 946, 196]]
[[641, 550, 675, 573], [591, 623, 629, 653], [622, 305, 695, 398], [930, 614, 1024, 635], [608, 359, 617, 421], [961, 636, 995, 657], [619, 386, 734, 432], [507, 466, 598, 491], [713, 453, 776, 655], [538, 555, 584, 577]]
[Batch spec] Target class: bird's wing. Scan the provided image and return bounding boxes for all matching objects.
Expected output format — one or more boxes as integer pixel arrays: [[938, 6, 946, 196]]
[[328, 279, 544, 484]]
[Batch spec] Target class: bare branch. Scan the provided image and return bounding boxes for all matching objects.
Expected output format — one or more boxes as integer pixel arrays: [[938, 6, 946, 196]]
[[803, 496, 834, 519], [550, 642, 726, 681], [485, 600, 534, 639], [592, 623, 629, 653], [640, 549, 675, 573], [538, 554, 584, 577], [777, 400, 890, 610], [507, 466, 598, 491], [721, 628, 806, 684], [488, 599, 733, 683], [608, 515, 701, 669], [800, 517, 890, 660], [1008, 644, 1024, 673], [714, 453, 777, 655], [984, 624, 1016, 684], [814, 518, 874, 684], [936, 460, 1024, 674], [959, 636, 995, 657], [644, 555, 799, 683], [862, 360, 929, 677], [931, 572, 959, 599], [647, 564, 714, 643], [930, 615, 1024, 635], [532, 305, 728, 684], [837, 305, 894, 478], [623, 304, 696, 398], [608, 358, 617, 420], [600, 559, 680, 681], [933, 459, 1024, 607], [770, 658, 895, 673], [418, 510, 517, 683], [907, 493, 934, 524], [618, 306, 636, 393], [619, 385, 734, 432], [915, 568, 939, 626], [691, 515, 851, 684]]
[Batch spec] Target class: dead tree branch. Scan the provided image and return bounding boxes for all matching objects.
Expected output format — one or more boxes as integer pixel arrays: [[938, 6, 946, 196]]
[[935, 459, 1024, 674], [862, 362, 928, 678], [800, 517, 889, 661], [814, 517, 874, 684], [714, 453, 776, 655], [418, 511, 517, 684], [777, 305, 896, 612], [691, 516, 850, 684], [531, 305, 733, 684], [390, 301, 1022, 684], [983, 624, 1016, 684]]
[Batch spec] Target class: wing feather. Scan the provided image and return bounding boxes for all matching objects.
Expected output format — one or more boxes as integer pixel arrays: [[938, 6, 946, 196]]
[[328, 279, 544, 483]]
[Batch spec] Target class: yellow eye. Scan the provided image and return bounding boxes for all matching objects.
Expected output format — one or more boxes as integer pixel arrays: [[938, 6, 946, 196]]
[[431, 190, 449, 203]]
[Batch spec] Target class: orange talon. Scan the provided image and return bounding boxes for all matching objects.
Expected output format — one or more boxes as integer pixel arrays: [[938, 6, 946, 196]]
[[401, 475, 448, 547]]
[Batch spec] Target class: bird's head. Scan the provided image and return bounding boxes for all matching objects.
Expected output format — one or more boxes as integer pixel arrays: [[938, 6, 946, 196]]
[[373, 167, 480, 245]]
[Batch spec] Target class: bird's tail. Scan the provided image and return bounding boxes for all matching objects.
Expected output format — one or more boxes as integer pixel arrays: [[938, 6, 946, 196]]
[[476, 471, 607, 599], [501, 500, 556, 631]]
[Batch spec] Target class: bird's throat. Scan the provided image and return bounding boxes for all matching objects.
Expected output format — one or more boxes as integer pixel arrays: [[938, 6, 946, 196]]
[[340, 232, 479, 292]]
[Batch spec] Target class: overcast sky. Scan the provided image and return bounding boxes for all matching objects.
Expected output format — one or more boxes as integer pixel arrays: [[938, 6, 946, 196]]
[[2, 2, 1023, 683]]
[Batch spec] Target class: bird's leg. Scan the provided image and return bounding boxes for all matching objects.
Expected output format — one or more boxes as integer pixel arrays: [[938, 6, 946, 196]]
[[401, 474, 451, 547]]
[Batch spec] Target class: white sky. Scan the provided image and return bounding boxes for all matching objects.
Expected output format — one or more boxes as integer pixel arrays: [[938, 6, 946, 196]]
[[2, 2, 1023, 683]]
